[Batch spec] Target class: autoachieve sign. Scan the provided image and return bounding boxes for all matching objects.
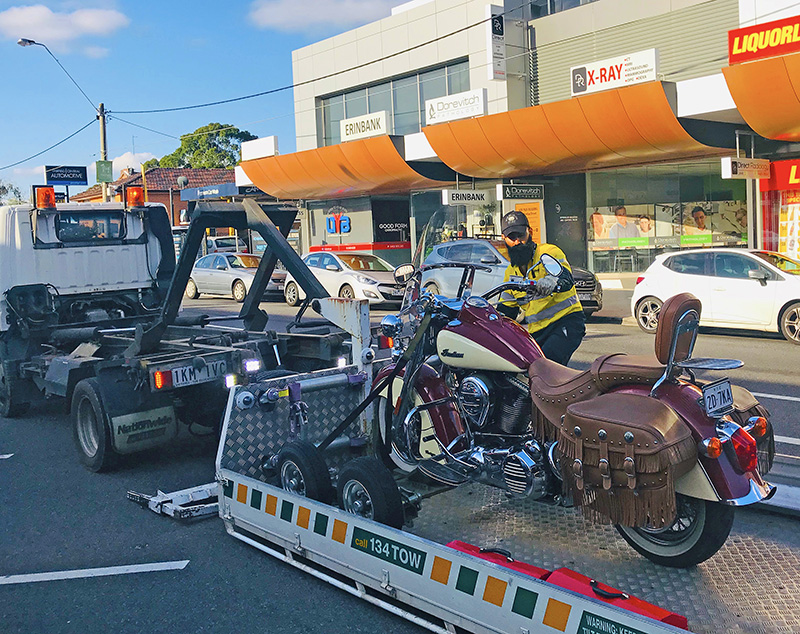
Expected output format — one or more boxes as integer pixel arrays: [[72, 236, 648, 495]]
[[721, 157, 771, 179], [442, 189, 496, 206], [45, 165, 88, 186], [570, 49, 658, 97], [729, 15, 800, 64], [425, 89, 487, 126], [340, 111, 387, 142]]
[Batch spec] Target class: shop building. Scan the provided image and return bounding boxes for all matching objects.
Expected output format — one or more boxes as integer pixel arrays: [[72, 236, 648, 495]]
[[238, 0, 800, 273]]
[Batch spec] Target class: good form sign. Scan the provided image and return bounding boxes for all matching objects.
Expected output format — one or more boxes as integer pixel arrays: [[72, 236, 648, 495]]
[[570, 49, 658, 97]]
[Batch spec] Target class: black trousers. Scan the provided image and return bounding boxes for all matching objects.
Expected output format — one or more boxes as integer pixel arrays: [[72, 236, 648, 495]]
[[532, 311, 586, 366]]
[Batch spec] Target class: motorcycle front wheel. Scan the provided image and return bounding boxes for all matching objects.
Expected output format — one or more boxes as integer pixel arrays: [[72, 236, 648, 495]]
[[376, 394, 422, 474], [615, 494, 735, 568]]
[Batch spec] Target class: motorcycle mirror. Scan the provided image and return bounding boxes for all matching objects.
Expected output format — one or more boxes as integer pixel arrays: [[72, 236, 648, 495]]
[[380, 314, 403, 338], [540, 254, 563, 276], [394, 263, 416, 285]]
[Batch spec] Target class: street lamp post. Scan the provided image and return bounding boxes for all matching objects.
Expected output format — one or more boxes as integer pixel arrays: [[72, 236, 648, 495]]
[[17, 37, 110, 202]]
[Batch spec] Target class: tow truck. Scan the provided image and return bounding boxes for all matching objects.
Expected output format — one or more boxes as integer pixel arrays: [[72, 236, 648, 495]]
[[0, 188, 345, 471]]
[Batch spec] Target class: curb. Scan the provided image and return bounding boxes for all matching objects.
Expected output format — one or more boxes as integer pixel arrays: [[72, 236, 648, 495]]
[[754, 483, 800, 518]]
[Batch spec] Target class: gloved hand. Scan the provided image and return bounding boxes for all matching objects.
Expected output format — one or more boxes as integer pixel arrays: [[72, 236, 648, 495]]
[[535, 275, 558, 296]]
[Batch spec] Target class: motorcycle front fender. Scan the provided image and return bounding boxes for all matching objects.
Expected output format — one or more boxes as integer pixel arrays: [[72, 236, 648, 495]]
[[373, 362, 465, 450]]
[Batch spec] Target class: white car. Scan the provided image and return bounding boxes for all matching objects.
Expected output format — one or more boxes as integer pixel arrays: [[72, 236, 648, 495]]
[[283, 251, 405, 306], [631, 248, 800, 343]]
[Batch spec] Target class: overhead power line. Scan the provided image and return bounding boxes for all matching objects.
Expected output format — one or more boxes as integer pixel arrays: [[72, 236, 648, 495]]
[[0, 119, 96, 172]]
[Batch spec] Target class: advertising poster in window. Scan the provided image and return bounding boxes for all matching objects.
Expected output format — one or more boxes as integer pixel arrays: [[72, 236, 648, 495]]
[[515, 201, 543, 244], [779, 193, 800, 259]]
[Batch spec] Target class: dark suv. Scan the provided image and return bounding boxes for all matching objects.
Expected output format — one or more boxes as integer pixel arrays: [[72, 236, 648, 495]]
[[421, 238, 603, 316]]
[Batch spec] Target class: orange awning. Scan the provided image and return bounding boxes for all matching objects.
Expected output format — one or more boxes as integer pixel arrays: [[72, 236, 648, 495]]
[[240, 135, 452, 200], [722, 52, 800, 141], [422, 82, 721, 179]]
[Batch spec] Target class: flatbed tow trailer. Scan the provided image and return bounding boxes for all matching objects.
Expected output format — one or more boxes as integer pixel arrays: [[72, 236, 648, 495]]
[[4, 198, 347, 471]]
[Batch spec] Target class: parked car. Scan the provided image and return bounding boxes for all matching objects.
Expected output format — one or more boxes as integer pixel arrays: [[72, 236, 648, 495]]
[[631, 248, 800, 343], [420, 238, 603, 316], [185, 253, 285, 302], [206, 235, 248, 254], [283, 252, 405, 307]]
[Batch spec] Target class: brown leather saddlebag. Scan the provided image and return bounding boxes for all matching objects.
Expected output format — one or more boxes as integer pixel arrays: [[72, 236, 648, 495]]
[[558, 393, 697, 528]]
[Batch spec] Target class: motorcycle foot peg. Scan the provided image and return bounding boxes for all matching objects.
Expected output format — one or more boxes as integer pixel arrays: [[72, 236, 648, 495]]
[[572, 459, 584, 490]]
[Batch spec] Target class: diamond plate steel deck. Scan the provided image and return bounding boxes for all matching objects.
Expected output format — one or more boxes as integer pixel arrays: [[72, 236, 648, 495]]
[[408, 483, 800, 634]]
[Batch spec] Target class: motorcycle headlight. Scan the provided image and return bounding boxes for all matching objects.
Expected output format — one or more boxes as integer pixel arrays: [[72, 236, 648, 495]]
[[356, 275, 378, 285]]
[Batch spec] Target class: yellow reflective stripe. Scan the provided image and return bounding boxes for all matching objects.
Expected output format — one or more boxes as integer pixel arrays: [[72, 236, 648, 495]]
[[523, 295, 579, 324]]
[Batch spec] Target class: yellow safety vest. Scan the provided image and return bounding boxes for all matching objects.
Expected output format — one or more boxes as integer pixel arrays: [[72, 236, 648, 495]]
[[499, 243, 583, 334]]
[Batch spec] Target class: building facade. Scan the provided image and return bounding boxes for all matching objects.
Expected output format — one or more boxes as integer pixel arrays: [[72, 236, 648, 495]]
[[238, 0, 800, 272]]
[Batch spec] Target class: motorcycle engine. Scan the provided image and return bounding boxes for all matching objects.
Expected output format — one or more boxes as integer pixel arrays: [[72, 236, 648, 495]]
[[456, 373, 531, 435]]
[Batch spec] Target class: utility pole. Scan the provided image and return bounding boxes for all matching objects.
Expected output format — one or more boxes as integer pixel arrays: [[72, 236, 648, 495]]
[[99, 103, 109, 202]]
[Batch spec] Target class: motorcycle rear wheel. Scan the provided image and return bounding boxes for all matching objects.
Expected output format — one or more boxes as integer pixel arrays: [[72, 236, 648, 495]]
[[615, 494, 734, 568]]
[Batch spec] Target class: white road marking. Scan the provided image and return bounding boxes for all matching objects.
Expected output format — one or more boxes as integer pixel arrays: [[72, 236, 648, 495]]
[[0, 453, 13, 459], [776, 436, 800, 446], [600, 279, 624, 290], [752, 392, 800, 403], [0, 560, 189, 586]]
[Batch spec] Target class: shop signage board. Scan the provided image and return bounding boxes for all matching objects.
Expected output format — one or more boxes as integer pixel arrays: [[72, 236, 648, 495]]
[[425, 89, 487, 125], [45, 165, 87, 186], [498, 184, 544, 200], [95, 160, 113, 184], [570, 49, 658, 97], [728, 15, 800, 64], [487, 4, 506, 81], [760, 158, 800, 191], [721, 157, 770, 179], [340, 111, 387, 142], [442, 189, 496, 206]]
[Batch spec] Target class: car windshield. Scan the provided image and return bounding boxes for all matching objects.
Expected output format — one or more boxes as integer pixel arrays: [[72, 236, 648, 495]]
[[338, 254, 392, 271], [753, 252, 800, 275], [214, 237, 240, 249], [226, 254, 260, 269]]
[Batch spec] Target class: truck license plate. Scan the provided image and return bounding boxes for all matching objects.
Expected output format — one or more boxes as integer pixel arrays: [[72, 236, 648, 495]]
[[172, 359, 228, 387], [702, 378, 734, 418]]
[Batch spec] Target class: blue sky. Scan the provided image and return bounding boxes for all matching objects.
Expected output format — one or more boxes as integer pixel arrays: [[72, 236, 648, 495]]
[[0, 0, 398, 199]]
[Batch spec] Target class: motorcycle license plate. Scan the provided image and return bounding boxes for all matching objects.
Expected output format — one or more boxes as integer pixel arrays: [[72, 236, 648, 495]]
[[702, 378, 734, 418]]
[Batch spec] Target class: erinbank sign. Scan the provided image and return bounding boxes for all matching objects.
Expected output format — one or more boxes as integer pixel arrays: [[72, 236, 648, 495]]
[[425, 89, 487, 126], [340, 111, 387, 142], [570, 49, 658, 97], [729, 15, 800, 64], [442, 189, 496, 206]]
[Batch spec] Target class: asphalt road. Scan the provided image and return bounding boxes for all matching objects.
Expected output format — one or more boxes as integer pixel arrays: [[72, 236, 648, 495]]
[[2, 291, 798, 633]]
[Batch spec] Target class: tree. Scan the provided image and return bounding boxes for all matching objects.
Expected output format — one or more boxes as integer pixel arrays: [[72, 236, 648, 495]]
[[147, 123, 257, 169], [0, 179, 22, 204]]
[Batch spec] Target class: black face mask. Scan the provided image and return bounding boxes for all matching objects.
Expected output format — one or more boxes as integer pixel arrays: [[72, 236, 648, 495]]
[[508, 238, 536, 270]]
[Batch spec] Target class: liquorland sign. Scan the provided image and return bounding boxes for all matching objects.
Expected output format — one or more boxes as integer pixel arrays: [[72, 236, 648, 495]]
[[340, 111, 387, 142], [570, 49, 658, 97], [425, 89, 487, 126], [729, 15, 800, 64]]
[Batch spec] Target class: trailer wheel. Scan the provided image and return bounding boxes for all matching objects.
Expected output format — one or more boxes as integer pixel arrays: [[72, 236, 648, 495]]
[[337, 457, 404, 528], [185, 279, 200, 299], [72, 378, 117, 472], [232, 279, 247, 303], [277, 441, 333, 503], [0, 360, 29, 418]]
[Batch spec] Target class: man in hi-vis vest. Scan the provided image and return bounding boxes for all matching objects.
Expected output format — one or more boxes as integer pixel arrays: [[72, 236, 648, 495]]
[[496, 211, 586, 366]]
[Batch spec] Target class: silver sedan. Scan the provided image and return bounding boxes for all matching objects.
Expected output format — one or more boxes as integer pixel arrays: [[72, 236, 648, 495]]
[[185, 252, 285, 302]]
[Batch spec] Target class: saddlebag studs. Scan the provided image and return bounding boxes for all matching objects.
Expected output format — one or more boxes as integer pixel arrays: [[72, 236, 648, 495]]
[[624, 431, 634, 443]]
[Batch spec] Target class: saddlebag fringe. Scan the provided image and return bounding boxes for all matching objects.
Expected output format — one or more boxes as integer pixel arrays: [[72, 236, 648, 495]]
[[532, 405, 560, 443], [557, 393, 697, 529]]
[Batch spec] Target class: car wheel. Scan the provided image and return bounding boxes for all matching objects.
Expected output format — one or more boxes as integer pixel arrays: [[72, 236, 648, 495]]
[[424, 282, 440, 295], [780, 302, 800, 344], [285, 282, 299, 307], [635, 296, 662, 334], [339, 284, 355, 299], [232, 279, 247, 303], [185, 278, 200, 299]]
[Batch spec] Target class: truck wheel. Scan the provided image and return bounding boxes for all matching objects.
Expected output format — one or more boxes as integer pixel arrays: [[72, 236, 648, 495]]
[[337, 457, 404, 528], [232, 280, 247, 303], [185, 279, 200, 299], [615, 494, 735, 568], [285, 282, 300, 307], [0, 361, 29, 418], [72, 378, 117, 472], [277, 441, 333, 503]]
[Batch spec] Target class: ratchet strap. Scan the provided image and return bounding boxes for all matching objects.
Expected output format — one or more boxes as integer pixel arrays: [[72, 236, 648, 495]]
[[316, 312, 432, 452]]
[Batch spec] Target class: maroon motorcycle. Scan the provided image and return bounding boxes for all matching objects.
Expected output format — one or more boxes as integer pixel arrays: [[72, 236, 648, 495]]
[[375, 257, 775, 568]]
